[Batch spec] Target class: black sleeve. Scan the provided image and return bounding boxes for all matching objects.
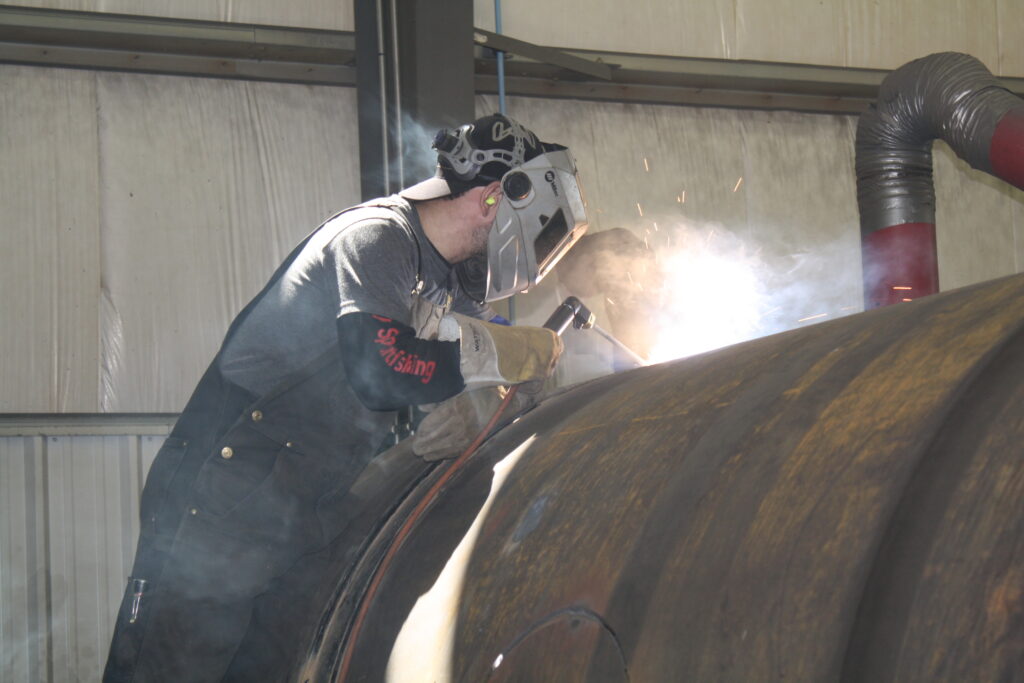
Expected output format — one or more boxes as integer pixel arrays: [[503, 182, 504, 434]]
[[337, 312, 465, 411]]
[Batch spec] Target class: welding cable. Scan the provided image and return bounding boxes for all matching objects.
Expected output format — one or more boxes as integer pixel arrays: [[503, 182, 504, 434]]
[[335, 384, 521, 681]]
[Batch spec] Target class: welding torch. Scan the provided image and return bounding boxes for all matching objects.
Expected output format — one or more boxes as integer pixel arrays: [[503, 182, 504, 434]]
[[544, 296, 648, 367]]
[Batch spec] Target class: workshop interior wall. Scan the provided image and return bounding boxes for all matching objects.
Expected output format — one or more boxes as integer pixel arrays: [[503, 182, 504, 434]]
[[1, 433, 162, 683], [3, 1, 1020, 76], [1, 63, 1022, 411], [1, 0, 355, 30], [0, 65, 363, 412], [486, 94, 1024, 379], [474, 0, 1024, 76]]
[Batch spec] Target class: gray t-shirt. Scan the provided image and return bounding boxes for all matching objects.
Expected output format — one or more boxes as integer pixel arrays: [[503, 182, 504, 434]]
[[219, 196, 490, 396]]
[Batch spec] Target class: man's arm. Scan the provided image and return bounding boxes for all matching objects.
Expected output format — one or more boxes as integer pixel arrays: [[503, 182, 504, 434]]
[[336, 312, 464, 410]]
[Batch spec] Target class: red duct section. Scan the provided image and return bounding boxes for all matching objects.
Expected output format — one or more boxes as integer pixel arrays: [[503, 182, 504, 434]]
[[857, 53, 1024, 310], [862, 222, 939, 308], [989, 105, 1024, 190]]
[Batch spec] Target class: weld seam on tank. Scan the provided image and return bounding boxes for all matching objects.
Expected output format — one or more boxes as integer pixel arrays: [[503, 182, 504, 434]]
[[855, 52, 1024, 309]]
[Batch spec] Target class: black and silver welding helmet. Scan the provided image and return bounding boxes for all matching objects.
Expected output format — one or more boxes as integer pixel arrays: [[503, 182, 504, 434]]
[[400, 114, 589, 302]]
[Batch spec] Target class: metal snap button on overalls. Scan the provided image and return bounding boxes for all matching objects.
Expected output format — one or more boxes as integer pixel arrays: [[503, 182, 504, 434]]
[[251, 410, 263, 422], [221, 447, 234, 459]]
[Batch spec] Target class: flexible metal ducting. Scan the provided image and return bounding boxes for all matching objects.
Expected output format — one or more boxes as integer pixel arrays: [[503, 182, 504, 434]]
[[297, 271, 1024, 682], [856, 52, 1024, 308]]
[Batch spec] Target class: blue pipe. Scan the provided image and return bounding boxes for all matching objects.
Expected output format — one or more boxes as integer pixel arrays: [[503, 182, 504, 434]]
[[494, 0, 515, 323], [495, 0, 506, 115]]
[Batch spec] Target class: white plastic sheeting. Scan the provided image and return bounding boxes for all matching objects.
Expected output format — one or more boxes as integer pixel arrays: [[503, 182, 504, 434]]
[[1, 432, 163, 683], [3, 0, 354, 30], [0, 65, 362, 412], [0, 67, 101, 414]]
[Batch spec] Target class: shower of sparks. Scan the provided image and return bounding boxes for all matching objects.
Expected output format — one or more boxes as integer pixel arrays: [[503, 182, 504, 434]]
[[902, 298, 913, 302], [677, 190, 686, 203], [606, 297, 616, 306], [733, 177, 744, 192], [636, 203, 644, 217], [892, 286, 913, 290], [643, 157, 650, 172], [798, 312, 828, 323], [653, 222, 659, 231]]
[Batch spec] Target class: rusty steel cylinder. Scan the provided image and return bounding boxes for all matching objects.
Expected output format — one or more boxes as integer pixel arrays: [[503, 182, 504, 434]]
[[304, 272, 1024, 682]]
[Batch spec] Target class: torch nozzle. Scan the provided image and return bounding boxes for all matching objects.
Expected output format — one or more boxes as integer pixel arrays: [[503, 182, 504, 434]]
[[543, 296, 595, 335]]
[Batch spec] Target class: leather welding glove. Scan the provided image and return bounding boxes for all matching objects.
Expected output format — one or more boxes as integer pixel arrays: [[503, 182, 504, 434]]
[[413, 386, 537, 461], [440, 312, 563, 389]]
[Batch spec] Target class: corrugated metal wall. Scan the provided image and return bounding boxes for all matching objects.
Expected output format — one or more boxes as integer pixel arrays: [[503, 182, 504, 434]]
[[1, 428, 165, 683]]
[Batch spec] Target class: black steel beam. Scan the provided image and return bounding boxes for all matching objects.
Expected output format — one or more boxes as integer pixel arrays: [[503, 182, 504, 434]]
[[0, 4, 356, 85], [355, 0, 475, 200], [4, 5, 1024, 117]]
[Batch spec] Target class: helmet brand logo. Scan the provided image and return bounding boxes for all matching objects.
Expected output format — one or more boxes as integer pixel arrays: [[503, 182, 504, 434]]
[[545, 170, 559, 196]]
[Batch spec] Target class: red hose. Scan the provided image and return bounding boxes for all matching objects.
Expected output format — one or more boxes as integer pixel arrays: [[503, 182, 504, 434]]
[[335, 384, 521, 681]]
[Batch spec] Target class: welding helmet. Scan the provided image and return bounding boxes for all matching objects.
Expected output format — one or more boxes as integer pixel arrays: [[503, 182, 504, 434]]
[[400, 114, 589, 302]]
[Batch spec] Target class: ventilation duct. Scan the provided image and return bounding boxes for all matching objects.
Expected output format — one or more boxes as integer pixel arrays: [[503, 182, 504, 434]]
[[856, 52, 1024, 308]]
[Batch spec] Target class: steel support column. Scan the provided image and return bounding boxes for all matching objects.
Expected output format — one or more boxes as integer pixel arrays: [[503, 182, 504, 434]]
[[355, 0, 474, 200]]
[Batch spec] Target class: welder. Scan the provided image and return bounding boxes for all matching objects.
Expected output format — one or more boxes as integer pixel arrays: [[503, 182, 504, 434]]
[[103, 113, 589, 682]]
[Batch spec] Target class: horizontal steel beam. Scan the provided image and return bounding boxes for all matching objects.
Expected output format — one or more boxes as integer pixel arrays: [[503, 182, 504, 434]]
[[479, 48, 1024, 115], [473, 28, 613, 81], [0, 413, 177, 436], [0, 4, 356, 85], [3, 5, 1022, 114]]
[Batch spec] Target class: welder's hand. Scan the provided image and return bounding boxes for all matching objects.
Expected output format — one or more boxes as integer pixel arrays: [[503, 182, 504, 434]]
[[413, 386, 536, 461], [447, 313, 563, 389]]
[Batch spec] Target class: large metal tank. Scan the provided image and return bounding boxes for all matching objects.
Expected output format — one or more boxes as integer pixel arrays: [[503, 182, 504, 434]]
[[299, 272, 1024, 682]]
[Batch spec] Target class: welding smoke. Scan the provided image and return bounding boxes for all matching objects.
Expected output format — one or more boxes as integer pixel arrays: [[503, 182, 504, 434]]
[[558, 219, 863, 365]]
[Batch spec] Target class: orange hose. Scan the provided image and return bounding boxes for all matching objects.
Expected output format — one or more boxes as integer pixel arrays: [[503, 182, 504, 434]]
[[335, 385, 521, 681]]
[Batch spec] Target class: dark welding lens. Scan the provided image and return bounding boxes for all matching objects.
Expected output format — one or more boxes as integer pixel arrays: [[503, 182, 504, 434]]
[[503, 171, 532, 201], [433, 129, 458, 153]]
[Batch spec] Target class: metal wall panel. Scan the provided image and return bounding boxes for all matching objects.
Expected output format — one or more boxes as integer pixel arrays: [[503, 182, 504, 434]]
[[998, 0, 1024, 77], [3, 0, 354, 30], [474, 0, 737, 60], [842, 0, 1001, 73], [737, 0, 846, 67], [0, 66, 101, 413], [0, 431, 163, 683], [934, 142, 1024, 291], [475, 0, 1022, 77]]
